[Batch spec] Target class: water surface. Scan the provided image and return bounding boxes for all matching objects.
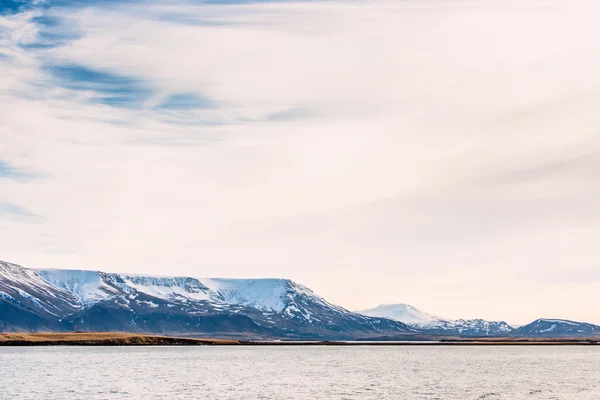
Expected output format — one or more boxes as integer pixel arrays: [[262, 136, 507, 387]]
[[1, 346, 599, 399]]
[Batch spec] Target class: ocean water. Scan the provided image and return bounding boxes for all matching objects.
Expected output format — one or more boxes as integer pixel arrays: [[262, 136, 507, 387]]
[[1, 346, 599, 399]]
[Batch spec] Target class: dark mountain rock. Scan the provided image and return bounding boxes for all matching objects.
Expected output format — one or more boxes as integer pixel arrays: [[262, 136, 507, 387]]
[[510, 319, 600, 338]]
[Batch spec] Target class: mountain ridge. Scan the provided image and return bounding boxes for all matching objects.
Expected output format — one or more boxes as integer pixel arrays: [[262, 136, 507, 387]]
[[510, 318, 600, 338], [358, 303, 514, 336], [2, 260, 599, 339], [1, 260, 417, 339]]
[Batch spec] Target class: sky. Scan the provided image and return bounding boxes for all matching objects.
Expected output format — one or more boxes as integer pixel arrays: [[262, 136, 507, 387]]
[[1, 0, 599, 325]]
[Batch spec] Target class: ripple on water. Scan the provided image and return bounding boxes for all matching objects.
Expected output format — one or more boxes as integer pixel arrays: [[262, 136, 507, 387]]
[[1, 346, 599, 400]]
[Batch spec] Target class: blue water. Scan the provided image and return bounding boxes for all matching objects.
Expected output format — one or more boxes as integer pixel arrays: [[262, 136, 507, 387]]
[[1, 346, 599, 399]]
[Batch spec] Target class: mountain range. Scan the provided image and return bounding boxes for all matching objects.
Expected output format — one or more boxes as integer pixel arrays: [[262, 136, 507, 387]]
[[358, 304, 600, 338], [357, 303, 514, 336], [0, 260, 415, 340], [1, 259, 599, 340]]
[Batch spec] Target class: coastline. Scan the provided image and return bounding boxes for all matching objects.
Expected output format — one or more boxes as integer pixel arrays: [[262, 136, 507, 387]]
[[1, 332, 599, 346]]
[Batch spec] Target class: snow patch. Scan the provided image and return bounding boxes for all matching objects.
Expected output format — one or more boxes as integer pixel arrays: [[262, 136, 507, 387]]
[[36, 269, 119, 304], [358, 303, 443, 327], [120, 275, 211, 302], [201, 278, 291, 312]]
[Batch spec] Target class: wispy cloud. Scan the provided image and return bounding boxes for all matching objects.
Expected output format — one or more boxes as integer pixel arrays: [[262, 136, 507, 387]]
[[0, 160, 36, 180], [0, 200, 38, 218], [0, 161, 17, 178], [155, 92, 214, 111], [1, 0, 600, 324], [45, 63, 153, 107], [266, 106, 313, 121]]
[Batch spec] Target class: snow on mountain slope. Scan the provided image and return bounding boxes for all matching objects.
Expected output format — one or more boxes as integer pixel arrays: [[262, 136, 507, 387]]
[[357, 304, 442, 326], [202, 278, 291, 312], [0, 261, 81, 317], [9, 260, 599, 339], [446, 319, 513, 335], [36, 269, 125, 304], [199, 277, 416, 338], [0, 261, 435, 338], [36, 269, 336, 317], [358, 303, 514, 336], [119, 275, 212, 302], [36, 269, 214, 305], [202, 278, 348, 316], [1, 262, 412, 337]]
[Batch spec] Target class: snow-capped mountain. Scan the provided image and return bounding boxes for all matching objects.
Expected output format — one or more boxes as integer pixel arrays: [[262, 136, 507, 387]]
[[358, 303, 514, 337], [510, 319, 600, 338], [1, 260, 415, 339], [0, 261, 82, 331]]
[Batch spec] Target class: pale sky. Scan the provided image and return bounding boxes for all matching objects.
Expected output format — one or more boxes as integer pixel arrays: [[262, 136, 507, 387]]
[[1, 0, 599, 325]]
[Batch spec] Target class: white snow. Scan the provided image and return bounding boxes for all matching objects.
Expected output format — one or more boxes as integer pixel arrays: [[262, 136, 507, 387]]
[[34, 270, 214, 305], [30, 268, 324, 316], [1, 261, 402, 329], [1, 262, 65, 296], [2, 261, 343, 321], [285, 305, 301, 317], [0, 261, 81, 312], [201, 278, 291, 312], [358, 303, 514, 334], [540, 319, 578, 325], [36, 269, 120, 304], [199, 277, 345, 317], [135, 300, 159, 308], [539, 325, 558, 333], [358, 304, 444, 327], [120, 275, 211, 302]]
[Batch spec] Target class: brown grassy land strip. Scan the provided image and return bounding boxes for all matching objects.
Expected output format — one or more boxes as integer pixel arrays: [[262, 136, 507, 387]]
[[0, 332, 599, 346], [0, 332, 239, 346]]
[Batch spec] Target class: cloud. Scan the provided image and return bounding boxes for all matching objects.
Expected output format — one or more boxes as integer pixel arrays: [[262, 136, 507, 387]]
[[0, 200, 38, 218], [476, 150, 600, 187], [1, 0, 600, 325], [21, 14, 81, 49], [155, 92, 214, 110], [0, 160, 37, 180], [266, 106, 313, 121], [0, 160, 19, 178], [45, 63, 153, 107]]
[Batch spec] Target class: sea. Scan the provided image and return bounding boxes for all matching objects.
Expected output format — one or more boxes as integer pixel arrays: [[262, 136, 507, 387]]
[[1, 346, 599, 399]]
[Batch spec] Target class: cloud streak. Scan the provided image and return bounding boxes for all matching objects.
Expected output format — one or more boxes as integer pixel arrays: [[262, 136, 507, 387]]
[[46, 63, 153, 107], [0, 200, 38, 218]]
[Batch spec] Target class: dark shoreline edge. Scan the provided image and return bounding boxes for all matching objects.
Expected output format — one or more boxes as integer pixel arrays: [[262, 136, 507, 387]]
[[3, 341, 599, 346], [1, 333, 599, 346]]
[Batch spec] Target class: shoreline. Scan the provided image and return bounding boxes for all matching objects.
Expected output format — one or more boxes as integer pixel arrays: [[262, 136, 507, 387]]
[[1, 333, 599, 346]]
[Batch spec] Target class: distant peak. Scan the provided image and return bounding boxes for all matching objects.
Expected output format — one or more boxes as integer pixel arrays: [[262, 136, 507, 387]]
[[358, 303, 443, 327]]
